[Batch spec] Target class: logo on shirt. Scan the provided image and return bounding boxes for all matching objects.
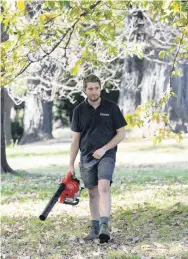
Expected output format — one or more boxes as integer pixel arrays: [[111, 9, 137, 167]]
[[100, 113, 110, 116]]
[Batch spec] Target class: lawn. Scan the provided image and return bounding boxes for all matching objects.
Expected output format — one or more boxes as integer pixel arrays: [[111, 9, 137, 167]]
[[1, 138, 188, 259]]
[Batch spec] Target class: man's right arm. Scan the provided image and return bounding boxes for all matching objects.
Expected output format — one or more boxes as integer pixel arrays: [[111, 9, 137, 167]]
[[69, 131, 80, 175]]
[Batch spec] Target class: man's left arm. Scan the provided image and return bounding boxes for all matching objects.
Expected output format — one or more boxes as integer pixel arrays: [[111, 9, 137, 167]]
[[92, 127, 125, 159]]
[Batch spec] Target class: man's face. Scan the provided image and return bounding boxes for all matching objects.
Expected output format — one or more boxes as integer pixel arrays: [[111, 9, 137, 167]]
[[85, 82, 101, 102]]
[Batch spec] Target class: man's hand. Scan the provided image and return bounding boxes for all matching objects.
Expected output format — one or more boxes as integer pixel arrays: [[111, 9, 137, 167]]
[[92, 147, 106, 160], [69, 165, 75, 176]]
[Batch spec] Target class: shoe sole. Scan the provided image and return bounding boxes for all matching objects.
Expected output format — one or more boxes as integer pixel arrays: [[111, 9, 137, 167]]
[[99, 233, 110, 243]]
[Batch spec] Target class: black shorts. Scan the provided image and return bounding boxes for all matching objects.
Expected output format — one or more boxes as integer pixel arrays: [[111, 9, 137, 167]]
[[80, 156, 115, 188]]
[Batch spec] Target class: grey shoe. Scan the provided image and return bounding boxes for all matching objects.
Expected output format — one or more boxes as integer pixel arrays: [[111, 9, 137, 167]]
[[99, 223, 110, 243], [83, 226, 99, 241]]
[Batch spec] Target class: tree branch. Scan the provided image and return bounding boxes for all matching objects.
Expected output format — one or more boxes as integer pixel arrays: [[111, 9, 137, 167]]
[[2, 1, 102, 87], [170, 33, 184, 74], [169, 33, 184, 88]]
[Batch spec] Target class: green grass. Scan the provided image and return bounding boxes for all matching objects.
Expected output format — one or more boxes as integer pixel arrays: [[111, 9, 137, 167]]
[[108, 251, 140, 259], [6, 148, 69, 158], [135, 143, 187, 152], [1, 140, 188, 258], [181, 251, 188, 259], [114, 167, 188, 181], [2, 167, 187, 203]]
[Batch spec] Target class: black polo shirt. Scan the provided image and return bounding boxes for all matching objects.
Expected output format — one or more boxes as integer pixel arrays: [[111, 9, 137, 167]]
[[71, 97, 127, 162]]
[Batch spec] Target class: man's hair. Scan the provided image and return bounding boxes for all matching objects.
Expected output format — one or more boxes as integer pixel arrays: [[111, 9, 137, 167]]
[[83, 74, 101, 90]]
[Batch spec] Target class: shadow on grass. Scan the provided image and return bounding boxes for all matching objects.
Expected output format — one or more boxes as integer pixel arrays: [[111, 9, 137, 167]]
[[2, 162, 188, 179], [1, 166, 68, 179], [1, 164, 188, 203]]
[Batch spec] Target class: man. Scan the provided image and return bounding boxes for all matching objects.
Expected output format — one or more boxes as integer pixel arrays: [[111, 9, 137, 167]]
[[69, 74, 127, 243]]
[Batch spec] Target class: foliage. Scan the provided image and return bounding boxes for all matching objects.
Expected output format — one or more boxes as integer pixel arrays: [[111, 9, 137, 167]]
[[1, 0, 126, 86], [1, 0, 188, 142], [125, 90, 183, 144], [1, 0, 187, 86]]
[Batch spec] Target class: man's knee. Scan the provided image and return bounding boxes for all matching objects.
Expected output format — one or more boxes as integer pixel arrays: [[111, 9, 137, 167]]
[[88, 185, 99, 199], [98, 179, 110, 194]]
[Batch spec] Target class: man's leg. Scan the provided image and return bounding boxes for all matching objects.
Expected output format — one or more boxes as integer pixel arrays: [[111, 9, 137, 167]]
[[97, 157, 115, 242], [83, 186, 100, 240], [98, 179, 111, 242], [88, 185, 100, 220], [80, 161, 100, 240], [98, 179, 111, 217]]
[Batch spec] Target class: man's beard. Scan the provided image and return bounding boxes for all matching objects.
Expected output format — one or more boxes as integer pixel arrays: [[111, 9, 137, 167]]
[[88, 95, 100, 102]]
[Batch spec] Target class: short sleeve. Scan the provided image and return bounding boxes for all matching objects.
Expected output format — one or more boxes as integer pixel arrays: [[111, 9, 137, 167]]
[[112, 104, 127, 129], [71, 108, 81, 132]]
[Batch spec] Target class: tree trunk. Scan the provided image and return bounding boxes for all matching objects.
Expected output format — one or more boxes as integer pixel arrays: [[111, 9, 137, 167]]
[[168, 63, 188, 133], [19, 94, 53, 144], [1, 88, 15, 173], [119, 8, 188, 135], [4, 89, 13, 145], [119, 56, 143, 114], [119, 53, 169, 111], [1, 8, 15, 173], [119, 55, 188, 135]]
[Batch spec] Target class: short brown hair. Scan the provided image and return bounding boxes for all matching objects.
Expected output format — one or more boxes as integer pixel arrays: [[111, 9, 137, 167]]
[[83, 74, 101, 90]]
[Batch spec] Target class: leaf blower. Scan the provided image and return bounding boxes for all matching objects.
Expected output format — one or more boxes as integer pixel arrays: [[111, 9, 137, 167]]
[[39, 172, 83, 221]]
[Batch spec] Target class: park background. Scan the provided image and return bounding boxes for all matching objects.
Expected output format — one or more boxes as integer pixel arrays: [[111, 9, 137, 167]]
[[1, 0, 188, 258]]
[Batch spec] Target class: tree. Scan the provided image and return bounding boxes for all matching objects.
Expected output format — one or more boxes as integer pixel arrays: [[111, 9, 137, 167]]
[[1, 6, 15, 173], [1, 0, 188, 172], [118, 5, 188, 140], [19, 94, 53, 144], [19, 56, 56, 144], [1, 87, 15, 173], [4, 89, 13, 144]]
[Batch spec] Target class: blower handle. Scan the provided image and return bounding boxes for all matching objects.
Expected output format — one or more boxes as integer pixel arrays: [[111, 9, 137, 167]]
[[61, 171, 73, 185]]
